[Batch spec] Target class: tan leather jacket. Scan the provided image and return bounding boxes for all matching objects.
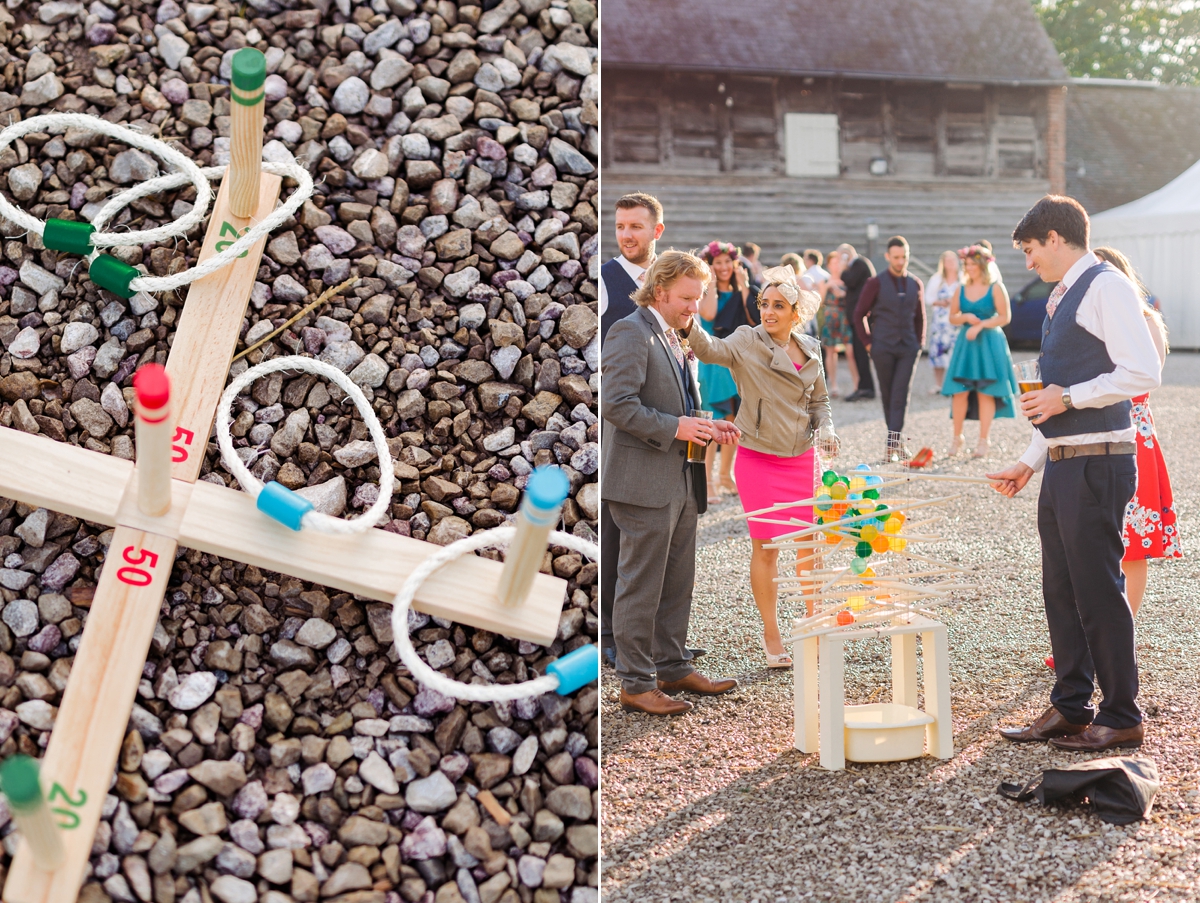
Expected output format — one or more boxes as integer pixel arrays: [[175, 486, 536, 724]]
[[685, 323, 833, 458]]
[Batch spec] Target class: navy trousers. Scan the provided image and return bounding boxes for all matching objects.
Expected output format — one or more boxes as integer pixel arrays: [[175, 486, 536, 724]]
[[1039, 454, 1140, 729]]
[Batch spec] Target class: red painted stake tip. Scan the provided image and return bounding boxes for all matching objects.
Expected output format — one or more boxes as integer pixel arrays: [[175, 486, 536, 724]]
[[133, 364, 170, 410]]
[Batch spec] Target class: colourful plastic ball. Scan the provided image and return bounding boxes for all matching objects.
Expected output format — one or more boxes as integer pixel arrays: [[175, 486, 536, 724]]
[[851, 558, 868, 576], [830, 483, 848, 500], [861, 567, 876, 582], [836, 611, 855, 626], [855, 541, 872, 558], [855, 463, 871, 472], [884, 516, 903, 535], [889, 536, 908, 552], [860, 524, 879, 542], [849, 595, 867, 612], [815, 492, 832, 511], [822, 470, 838, 487], [863, 488, 880, 500], [849, 476, 867, 492], [872, 535, 890, 554], [825, 531, 841, 546]]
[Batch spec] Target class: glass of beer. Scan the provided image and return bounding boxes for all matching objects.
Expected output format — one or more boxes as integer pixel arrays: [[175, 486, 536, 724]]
[[687, 410, 714, 463], [1015, 359, 1042, 395]]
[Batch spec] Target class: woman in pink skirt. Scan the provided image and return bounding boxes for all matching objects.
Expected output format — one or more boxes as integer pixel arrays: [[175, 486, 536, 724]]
[[683, 266, 836, 668]]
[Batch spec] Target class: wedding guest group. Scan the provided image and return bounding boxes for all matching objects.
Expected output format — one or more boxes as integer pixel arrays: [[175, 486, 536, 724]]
[[601, 248, 741, 715], [989, 195, 1161, 752]]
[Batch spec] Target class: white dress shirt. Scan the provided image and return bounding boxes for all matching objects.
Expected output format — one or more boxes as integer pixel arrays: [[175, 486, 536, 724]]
[[598, 255, 651, 315], [1019, 251, 1161, 472], [804, 264, 830, 285]]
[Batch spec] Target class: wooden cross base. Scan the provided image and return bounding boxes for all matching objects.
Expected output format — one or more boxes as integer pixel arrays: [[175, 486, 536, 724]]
[[793, 615, 953, 771], [0, 175, 568, 903]]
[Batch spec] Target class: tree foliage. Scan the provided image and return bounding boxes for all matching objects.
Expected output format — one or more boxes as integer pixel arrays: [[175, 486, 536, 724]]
[[1033, 0, 1200, 84]]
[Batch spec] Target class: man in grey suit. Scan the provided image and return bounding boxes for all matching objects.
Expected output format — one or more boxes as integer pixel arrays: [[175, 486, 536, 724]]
[[602, 250, 741, 715]]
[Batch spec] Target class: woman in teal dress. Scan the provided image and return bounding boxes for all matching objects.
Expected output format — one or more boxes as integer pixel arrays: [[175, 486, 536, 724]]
[[698, 241, 750, 501], [940, 244, 1017, 458]]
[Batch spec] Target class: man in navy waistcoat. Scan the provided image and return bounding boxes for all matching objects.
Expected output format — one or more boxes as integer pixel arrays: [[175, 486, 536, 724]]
[[989, 196, 1161, 751]]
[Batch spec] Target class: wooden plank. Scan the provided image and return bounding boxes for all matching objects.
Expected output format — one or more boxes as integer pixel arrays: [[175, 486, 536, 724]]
[[4, 527, 176, 903], [114, 473, 195, 538], [178, 480, 568, 645], [166, 172, 282, 484], [0, 426, 129, 526]]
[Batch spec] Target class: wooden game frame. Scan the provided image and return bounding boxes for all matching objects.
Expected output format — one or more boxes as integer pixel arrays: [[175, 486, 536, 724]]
[[0, 173, 568, 903]]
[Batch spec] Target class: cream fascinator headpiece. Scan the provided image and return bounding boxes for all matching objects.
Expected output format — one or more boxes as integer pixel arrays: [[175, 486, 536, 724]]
[[761, 265, 821, 325]]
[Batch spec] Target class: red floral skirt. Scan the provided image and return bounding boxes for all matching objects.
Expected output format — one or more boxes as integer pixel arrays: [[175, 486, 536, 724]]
[[1123, 394, 1182, 561]]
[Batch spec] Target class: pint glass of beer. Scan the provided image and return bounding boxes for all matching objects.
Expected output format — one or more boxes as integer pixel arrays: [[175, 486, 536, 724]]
[[687, 410, 713, 463], [1014, 359, 1042, 395]]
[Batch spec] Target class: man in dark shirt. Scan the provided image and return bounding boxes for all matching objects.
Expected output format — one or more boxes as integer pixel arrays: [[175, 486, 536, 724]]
[[853, 236, 926, 459], [837, 243, 876, 401]]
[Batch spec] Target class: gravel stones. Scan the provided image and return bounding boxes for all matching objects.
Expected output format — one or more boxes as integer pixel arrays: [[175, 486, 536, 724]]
[[167, 671, 217, 710], [109, 149, 159, 184], [331, 77, 369, 116], [406, 771, 458, 812]]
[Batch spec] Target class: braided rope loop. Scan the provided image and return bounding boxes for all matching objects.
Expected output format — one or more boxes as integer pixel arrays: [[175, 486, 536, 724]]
[[389, 527, 599, 702]]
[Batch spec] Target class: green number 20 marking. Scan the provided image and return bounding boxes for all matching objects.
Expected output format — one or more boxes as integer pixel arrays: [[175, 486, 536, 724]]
[[214, 221, 249, 258], [48, 783, 88, 829]]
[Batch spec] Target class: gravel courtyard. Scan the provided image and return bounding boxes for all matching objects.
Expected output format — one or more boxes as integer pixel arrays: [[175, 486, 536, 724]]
[[601, 352, 1200, 903]]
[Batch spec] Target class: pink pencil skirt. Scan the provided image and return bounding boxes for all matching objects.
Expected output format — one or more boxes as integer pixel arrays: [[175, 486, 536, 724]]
[[735, 446, 817, 540]]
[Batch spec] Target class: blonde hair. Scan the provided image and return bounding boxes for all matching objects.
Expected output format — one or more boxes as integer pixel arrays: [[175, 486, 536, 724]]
[[937, 250, 959, 281], [631, 250, 711, 308], [1093, 246, 1169, 353], [960, 250, 996, 286], [780, 252, 804, 274]]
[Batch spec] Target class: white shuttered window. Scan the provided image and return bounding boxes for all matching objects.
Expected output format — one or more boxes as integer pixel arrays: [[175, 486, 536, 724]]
[[785, 113, 840, 177]]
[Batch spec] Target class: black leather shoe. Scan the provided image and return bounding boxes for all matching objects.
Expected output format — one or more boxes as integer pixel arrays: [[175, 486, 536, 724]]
[[688, 647, 707, 659], [846, 390, 875, 402]]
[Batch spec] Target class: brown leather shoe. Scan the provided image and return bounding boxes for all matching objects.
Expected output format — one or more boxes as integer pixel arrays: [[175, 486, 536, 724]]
[[1048, 722, 1144, 751], [619, 688, 693, 715], [657, 672, 738, 696], [998, 706, 1090, 743]]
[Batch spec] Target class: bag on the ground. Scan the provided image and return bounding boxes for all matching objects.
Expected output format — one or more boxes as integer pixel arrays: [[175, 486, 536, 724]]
[[998, 756, 1158, 825]]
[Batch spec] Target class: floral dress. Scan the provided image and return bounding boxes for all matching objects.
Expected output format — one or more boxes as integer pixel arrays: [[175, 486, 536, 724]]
[[926, 273, 958, 369], [1123, 394, 1183, 560]]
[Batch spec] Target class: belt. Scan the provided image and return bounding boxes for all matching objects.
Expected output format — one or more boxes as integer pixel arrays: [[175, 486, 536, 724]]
[[1047, 442, 1135, 462]]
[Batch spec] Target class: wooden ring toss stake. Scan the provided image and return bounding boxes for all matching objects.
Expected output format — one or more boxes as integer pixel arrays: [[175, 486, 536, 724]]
[[229, 48, 266, 218]]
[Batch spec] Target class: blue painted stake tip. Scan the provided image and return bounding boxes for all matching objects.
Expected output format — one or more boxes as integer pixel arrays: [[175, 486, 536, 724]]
[[547, 644, 599, 696], [256, 481, 313, 531], [526, 466, 570, 512]]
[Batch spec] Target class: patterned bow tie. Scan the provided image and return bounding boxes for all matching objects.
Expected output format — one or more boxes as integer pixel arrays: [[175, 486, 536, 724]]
[[1045, 281, 1068, 319], [663, 328, 687, 369]]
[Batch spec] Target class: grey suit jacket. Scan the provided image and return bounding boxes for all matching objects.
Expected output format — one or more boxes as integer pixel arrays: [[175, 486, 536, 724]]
[[601, 306, 703, 509]]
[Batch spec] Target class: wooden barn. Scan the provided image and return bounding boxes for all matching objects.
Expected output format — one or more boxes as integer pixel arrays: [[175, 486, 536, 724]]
[[600, 0, 1070, 280]]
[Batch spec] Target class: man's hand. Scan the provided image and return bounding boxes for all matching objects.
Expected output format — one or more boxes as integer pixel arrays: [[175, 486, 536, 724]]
[[986, 462, 1034, 498], [676, 416, 717, 445], [712, 420, 742, 445], [1020, 383, 1066, 425]]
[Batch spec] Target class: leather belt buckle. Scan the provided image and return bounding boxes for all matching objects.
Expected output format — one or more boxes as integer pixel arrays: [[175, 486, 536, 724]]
[[1059, 446, 1076, 460]]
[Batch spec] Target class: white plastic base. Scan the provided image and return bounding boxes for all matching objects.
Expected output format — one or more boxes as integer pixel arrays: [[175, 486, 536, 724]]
[[843, 703, 935, 763]]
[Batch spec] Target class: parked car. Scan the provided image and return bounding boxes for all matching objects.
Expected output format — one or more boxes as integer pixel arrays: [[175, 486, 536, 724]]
[[1005, 275, 1054, 349]]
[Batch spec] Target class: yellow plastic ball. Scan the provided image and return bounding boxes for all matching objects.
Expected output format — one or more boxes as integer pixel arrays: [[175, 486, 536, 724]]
[[861, 567, 876, 583], [849, 595, 867, 612], [849, 476, 867, 492], [830, 483, 848, 500], [860, 524, 878, 542], [857, 498, 876, 514], [889, 536, 908, 552], [884, 516, 903, 535]]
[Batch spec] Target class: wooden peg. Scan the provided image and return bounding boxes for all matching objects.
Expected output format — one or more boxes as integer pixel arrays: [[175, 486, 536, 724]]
[[133, 364, 172, 517], [228, 48, 266, 218], [0, 756, 63, 872], [498, 466, 569, 607]]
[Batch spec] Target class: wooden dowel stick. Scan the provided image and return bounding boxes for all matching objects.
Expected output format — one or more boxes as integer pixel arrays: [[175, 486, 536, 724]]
[[498, 467, 569, 607], [0, 756, 63, 872], [229, 48, 266, 218], [133, 364, 172, 517]]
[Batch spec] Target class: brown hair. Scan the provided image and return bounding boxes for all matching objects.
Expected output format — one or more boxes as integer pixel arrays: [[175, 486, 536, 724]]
[[803, 249, 823, 266], [631, 250, 711, 308], [781, 252, 804, 274], [1012, 195, 1089, 249], [614, 192, 663, 223], [1093, 246, 1169, 353]]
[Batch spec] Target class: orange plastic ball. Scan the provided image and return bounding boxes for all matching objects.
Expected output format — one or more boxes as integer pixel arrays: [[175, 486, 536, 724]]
[[871, 535, 890, 553], [836, 611, 855, 626]]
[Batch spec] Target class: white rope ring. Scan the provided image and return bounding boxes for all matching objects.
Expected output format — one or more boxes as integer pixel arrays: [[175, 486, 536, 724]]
[[0, 113, 212, 246], [390, 527, 600, 702], [216, 355, 393, 535], [87, 159, 313, 295]]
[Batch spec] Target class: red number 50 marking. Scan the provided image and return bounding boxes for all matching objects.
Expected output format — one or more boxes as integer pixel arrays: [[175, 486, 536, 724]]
[[172, 426, 195, 463], [117, 546, 159, 587]]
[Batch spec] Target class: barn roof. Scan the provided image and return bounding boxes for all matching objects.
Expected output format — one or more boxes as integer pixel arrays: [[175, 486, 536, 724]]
[[1066, 80, 1200, 213], [601, 0, 1069, 85]]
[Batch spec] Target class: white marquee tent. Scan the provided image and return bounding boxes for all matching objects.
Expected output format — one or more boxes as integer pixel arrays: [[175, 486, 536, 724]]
[[1091, 160, 1200, 348]]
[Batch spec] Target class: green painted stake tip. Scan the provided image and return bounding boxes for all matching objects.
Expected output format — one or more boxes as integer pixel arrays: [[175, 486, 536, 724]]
[[0, 755, 43, 810]]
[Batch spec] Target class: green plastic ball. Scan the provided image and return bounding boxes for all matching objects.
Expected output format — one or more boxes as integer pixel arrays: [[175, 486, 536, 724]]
[[855, 541, 872, 558], [850, 557, 868, 574], [822, 470, 838, 487], [864, 489, 880, 500]]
